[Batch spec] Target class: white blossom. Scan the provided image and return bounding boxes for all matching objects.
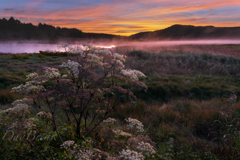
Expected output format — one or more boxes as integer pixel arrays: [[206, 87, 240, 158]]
[[113, 53, 125, 62], [62, 74, 68, 78], [121, 69, 146, 80], [44, 67, 61, 78], [0, 98, 32, 114], [24, 118, 36, 129], [103, 117, 116, 124], [26, 72, 38, 80], [60, 60, 81, 75], [37, 111, 52, 119], [87, 54, 104, 66], [12, 103, 29, 111], [71, 49, 84, 56], [125, 118, 144, 133], [115, 60, 125, 69], [11, 98, 31, 113], [75, 149, 94, 160], [60, 140, 75, 150], [133, 70, 146, 78], [60, 140, 102, 160], [11, 81, 45, 94], [137, 142, 156, 156], [12, 98, 33, 106], [95, 49, 112, 55], [112, 129, 132, 138], [119, 149, 144, 160], [0, 108, 13, 114]]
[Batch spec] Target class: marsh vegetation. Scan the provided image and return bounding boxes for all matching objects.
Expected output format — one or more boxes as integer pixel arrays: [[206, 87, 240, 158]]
[[0, 44, 240, 159]]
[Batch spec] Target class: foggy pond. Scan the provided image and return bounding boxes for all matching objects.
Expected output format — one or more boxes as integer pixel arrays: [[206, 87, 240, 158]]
[[1, 40, 240, 53]]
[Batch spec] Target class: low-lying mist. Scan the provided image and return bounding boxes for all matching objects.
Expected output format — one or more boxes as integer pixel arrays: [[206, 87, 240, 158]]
[[1, 39, 240, 54], [116, 39, 240, 47]]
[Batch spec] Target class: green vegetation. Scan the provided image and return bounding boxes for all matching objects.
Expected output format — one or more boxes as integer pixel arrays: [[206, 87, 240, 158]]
[[0, 47, 240, 159], [12, 54, 29, 59]]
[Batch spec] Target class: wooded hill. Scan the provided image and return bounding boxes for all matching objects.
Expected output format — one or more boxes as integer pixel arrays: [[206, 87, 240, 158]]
[[129, 24, 240, 40], [1, 17, 240, 41], [0, 17, 123, 40]]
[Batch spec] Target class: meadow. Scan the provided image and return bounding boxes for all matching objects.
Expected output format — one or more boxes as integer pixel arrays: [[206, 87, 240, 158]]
[[0, 44, 240, 160]]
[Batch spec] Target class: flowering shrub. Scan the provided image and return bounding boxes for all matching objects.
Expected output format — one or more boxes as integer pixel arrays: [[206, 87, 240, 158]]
[[103, 117, 116, 124], [121, 69, 146, 80], [113, 53, 126, 62], [125, 118, 144, 133], [11, 81, 45, 94], [26, 72, 38, 80], [127, 135, 156, 149], [0, 98, 32, 114], [37, 111, 52, 119], [60, 140, 106, 160], [6, 43, 149, 159], [62, 74, 68, 78], [137, 141, 156, 156], [23, 118, 36, 129], [112, 129, 132, 138], [119, 149, 145, 160], [2, 44, 240, 159], [88, 53, 103, 62], [95, 49, 112, 55], [60, 59, 81, 75], [44, 67, 61, 78], [60, 140, 76, 150]]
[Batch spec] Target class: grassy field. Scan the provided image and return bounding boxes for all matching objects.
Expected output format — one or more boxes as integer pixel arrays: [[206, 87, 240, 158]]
[[117, 44, 240, 57], [0, 45, 240, 159]]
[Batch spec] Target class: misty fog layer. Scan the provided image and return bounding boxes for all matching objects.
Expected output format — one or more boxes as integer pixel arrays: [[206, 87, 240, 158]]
[[1, 40, 240, 53], [117, 40, 240, 47], [0, 42, 64, 53]]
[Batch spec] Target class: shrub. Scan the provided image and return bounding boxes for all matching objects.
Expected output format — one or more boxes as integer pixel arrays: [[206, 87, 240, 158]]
[[5, 44, 150, 159], [11, 54, 29, 59], [39, 51, 68, 56], [23, 54, 29, 59], [37, 53, 45, 58]]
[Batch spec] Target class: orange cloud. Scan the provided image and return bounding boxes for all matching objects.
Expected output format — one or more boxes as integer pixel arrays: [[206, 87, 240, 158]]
[[1, 0, 240, 35]]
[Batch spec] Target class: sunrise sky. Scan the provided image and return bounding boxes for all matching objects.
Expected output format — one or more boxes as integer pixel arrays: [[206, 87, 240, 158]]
[[1, 0, 240, 36]]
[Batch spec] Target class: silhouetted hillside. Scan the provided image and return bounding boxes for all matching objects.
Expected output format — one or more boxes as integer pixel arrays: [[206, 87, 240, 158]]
[[0, 17, 123, 40], [1, 17, 240, 41], [129, 24, 240, 40]]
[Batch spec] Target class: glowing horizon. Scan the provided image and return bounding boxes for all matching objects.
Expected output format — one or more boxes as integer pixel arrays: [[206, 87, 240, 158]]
[[1, 0, 240, 36]]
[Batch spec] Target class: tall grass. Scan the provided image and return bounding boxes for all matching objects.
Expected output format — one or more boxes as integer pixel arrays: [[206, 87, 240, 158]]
[[0, 89, 16, 104], [123, 50, 240, 76]]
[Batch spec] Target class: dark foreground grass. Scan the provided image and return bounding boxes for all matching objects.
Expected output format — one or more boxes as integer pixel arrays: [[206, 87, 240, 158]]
[[0, 49, 240, 159]]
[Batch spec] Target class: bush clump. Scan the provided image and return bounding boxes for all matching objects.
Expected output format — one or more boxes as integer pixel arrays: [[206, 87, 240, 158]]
[[12, 54, 29, 59]]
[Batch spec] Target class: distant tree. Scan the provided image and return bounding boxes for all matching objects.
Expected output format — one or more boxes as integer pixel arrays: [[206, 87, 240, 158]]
[[0, 16, 122, 40]]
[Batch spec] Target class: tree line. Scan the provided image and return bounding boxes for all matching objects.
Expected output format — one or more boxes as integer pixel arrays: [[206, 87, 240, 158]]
[[0, 17, 123, 40]]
